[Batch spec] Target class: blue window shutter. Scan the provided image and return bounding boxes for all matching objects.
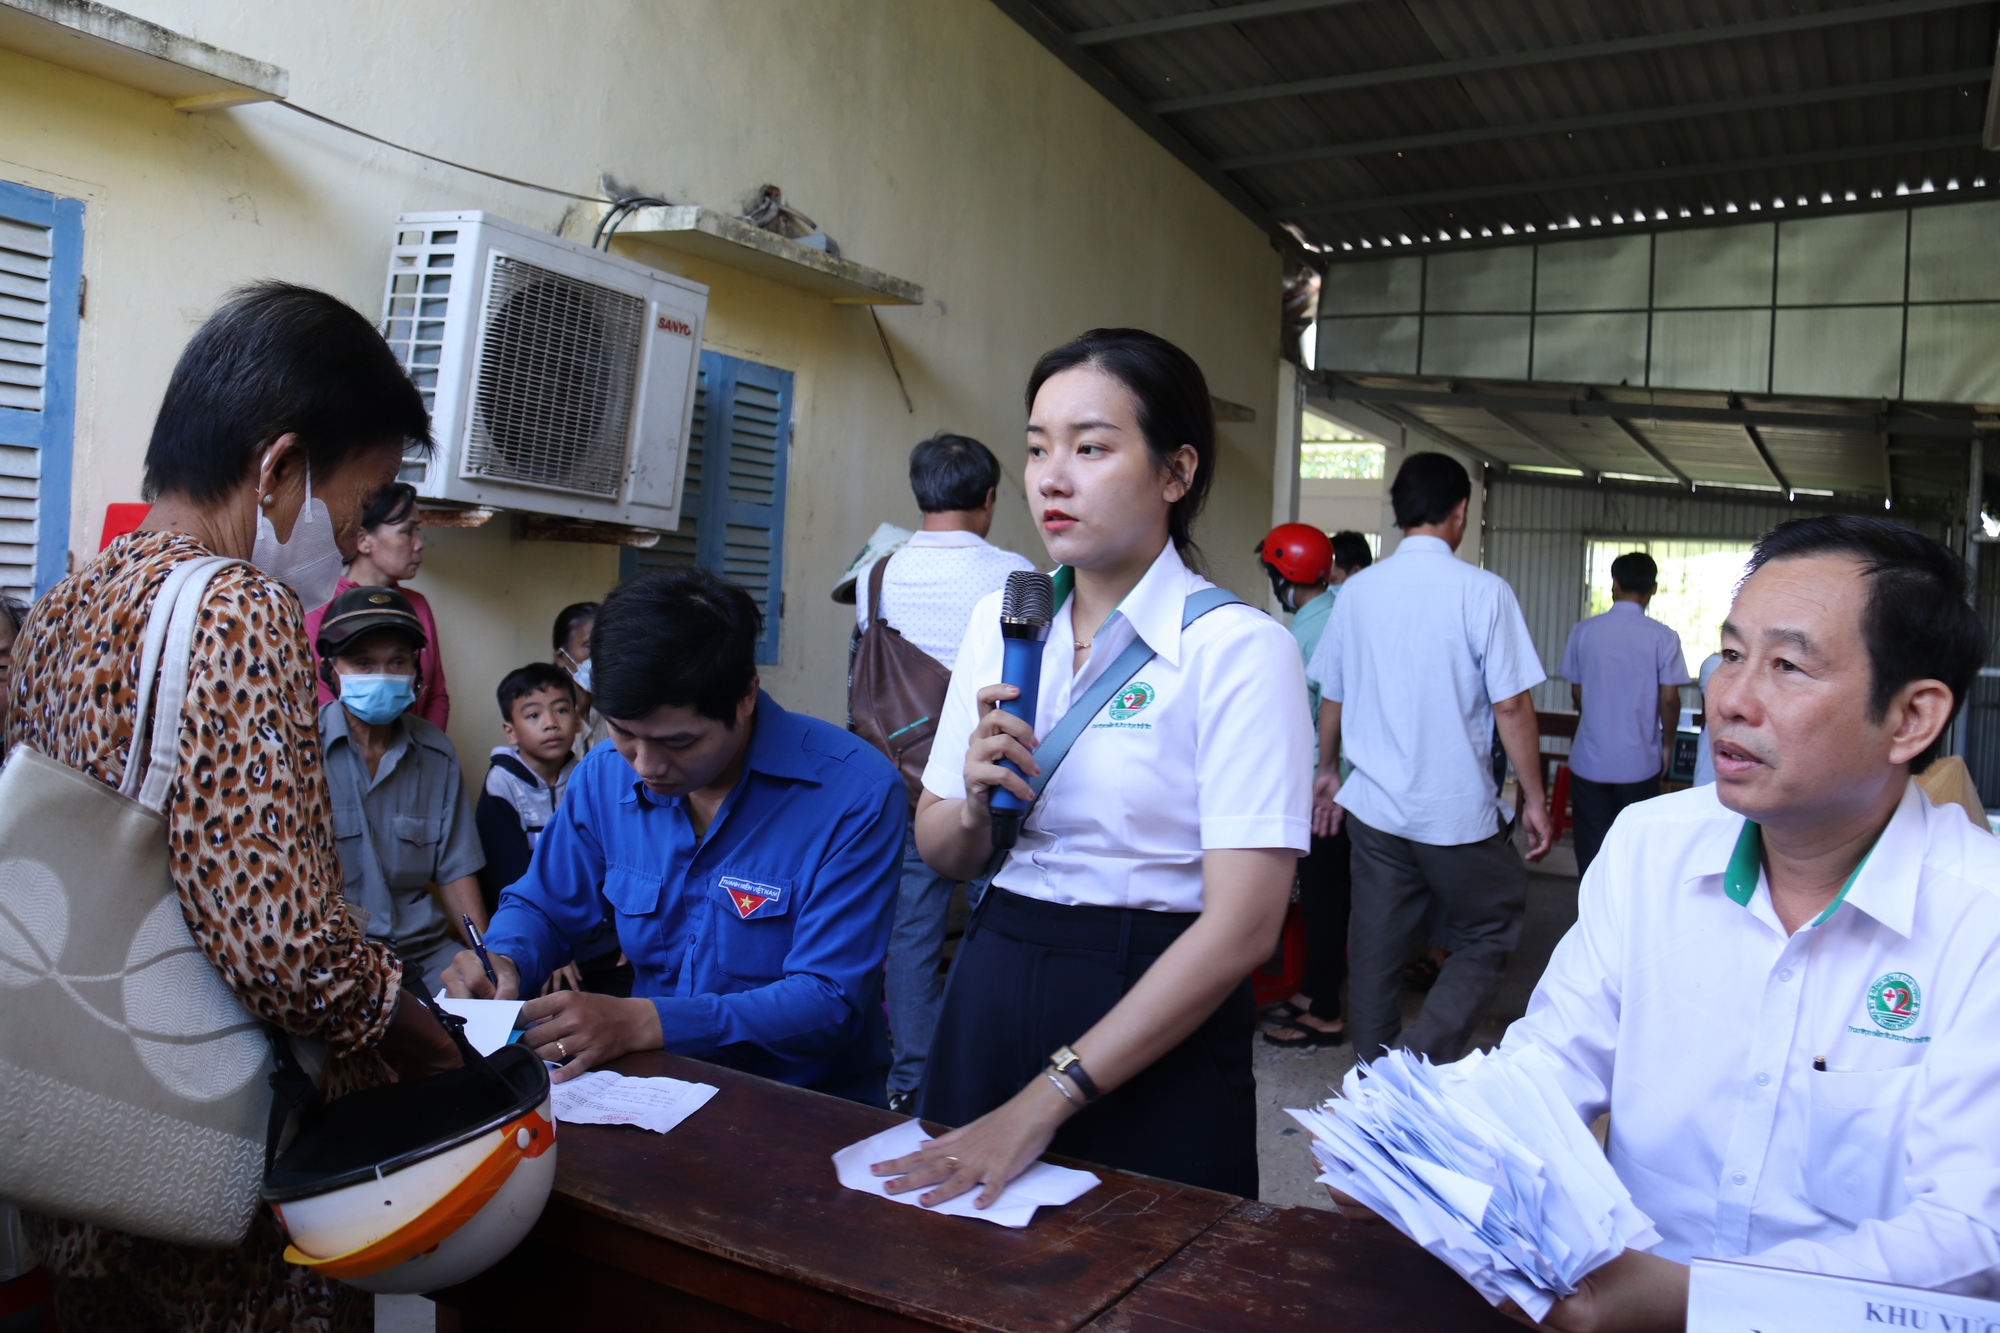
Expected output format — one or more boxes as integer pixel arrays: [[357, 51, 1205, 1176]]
[[0, 180, 82, 600], [623, 350, 792, 663]]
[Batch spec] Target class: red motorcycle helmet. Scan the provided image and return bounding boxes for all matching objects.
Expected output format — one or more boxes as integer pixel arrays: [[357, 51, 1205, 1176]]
[[1256, 523, 1333, 585]]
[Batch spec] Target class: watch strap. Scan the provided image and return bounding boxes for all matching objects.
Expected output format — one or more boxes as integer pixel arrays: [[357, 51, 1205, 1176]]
[[1049, 1045, 1101, 1103]]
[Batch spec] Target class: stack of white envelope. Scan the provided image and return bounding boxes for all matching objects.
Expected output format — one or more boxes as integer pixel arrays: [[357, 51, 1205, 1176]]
[[1287, 1046, 1659, 1321]]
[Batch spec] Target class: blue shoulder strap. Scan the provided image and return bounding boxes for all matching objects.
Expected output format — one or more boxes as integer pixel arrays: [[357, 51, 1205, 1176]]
[[1022, 585, 1243, 802]]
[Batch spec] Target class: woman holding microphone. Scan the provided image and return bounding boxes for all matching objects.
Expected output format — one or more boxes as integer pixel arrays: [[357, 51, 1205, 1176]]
[[874, 329, 1310, 1205]]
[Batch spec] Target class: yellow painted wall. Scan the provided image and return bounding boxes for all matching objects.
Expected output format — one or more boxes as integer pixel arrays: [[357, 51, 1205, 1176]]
[[0, 0, 1281, 772]]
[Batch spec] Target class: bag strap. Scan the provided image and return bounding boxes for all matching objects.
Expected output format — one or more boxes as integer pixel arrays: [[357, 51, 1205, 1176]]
[[1023, 585, 1243, 802], [119, 556, 242, 811], [867, 553, 889, 624]]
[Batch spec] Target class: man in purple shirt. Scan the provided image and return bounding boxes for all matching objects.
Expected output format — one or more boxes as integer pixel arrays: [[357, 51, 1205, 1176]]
[[1558, 552, 1692, 874]]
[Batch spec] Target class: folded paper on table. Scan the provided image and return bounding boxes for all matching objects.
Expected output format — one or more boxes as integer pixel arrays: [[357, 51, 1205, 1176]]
[[832, 1119, 1099, 1229], [1289, 1046, 1658, 1322], [550, 1069, 718, 1135], [1688, 1257, 2000, 1332], [433, 993, 525, 1056]]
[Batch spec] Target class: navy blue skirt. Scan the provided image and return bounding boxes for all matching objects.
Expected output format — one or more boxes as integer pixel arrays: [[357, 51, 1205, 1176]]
[[916, 889, 1258, 1198]]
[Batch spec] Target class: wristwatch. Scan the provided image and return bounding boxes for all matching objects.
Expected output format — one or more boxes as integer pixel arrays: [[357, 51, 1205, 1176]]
[[1047, 1045, 1101, 1103]]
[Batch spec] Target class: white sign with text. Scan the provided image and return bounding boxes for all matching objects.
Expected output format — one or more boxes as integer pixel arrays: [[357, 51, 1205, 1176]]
[[1690, 1258, 2000, 1333]]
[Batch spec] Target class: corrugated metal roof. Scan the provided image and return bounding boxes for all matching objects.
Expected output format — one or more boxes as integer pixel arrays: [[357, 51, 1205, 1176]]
[[989, 0, 1999, 260], [1308, 369, 1991, 511]]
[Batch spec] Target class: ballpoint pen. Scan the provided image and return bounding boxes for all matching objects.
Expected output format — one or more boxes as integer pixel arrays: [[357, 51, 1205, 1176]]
[[463, 913, 498, 988]]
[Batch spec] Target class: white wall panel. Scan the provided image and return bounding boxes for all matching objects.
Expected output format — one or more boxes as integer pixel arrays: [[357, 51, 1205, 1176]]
[[1649, 310, 1772, 392], [1771, 306, 1904, 399], [1321, 256, 1422, 315], [1318, 316, 1421, 374], [1904, 304, 2000, 402], [1777, 213, 1907, 306], [1909, 200, 2000, 302], [1425, 247, 1533, 313], [1536, 235, 1651, 311], [1532, 312, 1648, 385], [1421, 314, 1531, 378], [1652, 224, 1774, 309]]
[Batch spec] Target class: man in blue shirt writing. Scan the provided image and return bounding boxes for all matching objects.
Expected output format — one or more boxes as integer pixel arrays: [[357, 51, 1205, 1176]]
[[443, 568, 905, 1104]]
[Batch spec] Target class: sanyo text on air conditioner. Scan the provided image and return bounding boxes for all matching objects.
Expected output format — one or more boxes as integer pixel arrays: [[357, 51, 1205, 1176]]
[[379, 210, 707, 529]]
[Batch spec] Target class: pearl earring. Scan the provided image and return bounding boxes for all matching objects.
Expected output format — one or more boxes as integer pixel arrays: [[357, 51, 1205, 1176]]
[[260, 494, 275, 507]]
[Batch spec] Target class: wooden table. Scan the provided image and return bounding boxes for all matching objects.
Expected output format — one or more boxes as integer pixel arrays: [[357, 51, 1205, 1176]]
[[433, 1052, 1516, 1333]]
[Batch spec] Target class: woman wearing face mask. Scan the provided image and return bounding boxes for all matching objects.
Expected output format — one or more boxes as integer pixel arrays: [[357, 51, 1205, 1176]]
[[315, 584, 487, 997], [6, 283, 462, 1332], [552, 600, 608, 758], [873, 329, 1310, 1207], [304, 481, 450, 728]]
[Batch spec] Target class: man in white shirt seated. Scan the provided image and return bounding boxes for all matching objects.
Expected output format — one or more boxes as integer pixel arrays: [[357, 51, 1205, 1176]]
[[851, 432, 1035, 1112], [1497, 514, 2000, 1330]]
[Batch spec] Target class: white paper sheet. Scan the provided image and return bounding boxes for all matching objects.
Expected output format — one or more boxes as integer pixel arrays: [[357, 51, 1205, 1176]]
[[433, 994, 525, 1056], [1288, 1047, 1659, 1323], [832, 1119, 1100, 1229], [550, 1068, 718, 1135]]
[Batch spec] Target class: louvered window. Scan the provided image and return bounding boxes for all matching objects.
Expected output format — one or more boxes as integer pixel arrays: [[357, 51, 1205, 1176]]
[[0, 182, 82, 601], [624, 351, 792, 663]]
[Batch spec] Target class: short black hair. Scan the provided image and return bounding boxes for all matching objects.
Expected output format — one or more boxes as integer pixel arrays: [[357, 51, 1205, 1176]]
[[1610, 551, 1659, 595], [552, 601, 599, 655], [143, 282, 432, 503], [496, 662, 577, 723], [1390, 452, 1472, 530], [1330, 530, 1373, 574], [1026, 329, 1216, 563], [1745, 515, 1986, 774], [909, 433, 1001, 513], [591, 568, 761, 726], [361, 481, 419, 531], [0, 597, 26, 633]]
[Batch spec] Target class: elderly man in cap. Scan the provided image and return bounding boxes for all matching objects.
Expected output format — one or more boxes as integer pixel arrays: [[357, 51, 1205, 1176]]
[[316, 583, 486, 995]]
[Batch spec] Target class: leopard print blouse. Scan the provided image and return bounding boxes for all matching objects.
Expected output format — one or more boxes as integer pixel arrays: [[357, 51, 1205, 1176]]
[[8, 531, 400, 1308]]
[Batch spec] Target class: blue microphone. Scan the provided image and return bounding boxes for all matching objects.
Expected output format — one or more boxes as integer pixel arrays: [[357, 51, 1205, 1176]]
[[990, 570, 1054, 850]]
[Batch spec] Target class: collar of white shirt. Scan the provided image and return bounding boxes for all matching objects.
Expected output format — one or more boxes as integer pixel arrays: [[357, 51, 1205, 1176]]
[[1056, 540, 1203, 671], [1684, 779, 1924, 940], [901, 529, 990, 549], [1395, 533, 1455, 557]]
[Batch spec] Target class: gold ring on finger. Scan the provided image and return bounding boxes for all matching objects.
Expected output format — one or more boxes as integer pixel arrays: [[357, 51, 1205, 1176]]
[[943, 1156, 961, 1170], [556, 1039, 568, 1059]]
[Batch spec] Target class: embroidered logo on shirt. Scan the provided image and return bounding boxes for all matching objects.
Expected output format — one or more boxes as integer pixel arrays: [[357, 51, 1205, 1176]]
[[1109, 681, 1156, 721], [1865, 972, 1921, 1031], [720, 876, 784, 920]]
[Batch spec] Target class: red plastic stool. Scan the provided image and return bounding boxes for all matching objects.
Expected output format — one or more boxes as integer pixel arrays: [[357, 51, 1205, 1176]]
[[1251, 902, 1308, 1012], [1548, 762, 1572, 842]]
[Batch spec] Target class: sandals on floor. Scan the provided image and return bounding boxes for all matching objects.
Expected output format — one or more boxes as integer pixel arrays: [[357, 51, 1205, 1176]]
[[1262, 1020, 1348, 1049], [1260, 1000, 1308, 1025]]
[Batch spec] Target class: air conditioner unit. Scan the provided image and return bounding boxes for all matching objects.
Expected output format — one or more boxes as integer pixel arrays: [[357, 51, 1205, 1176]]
[[378, 210, 708, 529]]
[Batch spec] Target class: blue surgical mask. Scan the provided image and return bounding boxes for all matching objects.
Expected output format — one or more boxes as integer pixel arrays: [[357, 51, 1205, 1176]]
[[573, 657, 593, 694], [339, 673, 415, 725]]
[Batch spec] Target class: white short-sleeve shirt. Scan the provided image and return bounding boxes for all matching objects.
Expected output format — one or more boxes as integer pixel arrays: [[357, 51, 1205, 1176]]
[[853, 529, 1037, 670], [923, 541, 1311, 913], [1497, 780, 2000, 1293], [1307, 534, 1546, 845]]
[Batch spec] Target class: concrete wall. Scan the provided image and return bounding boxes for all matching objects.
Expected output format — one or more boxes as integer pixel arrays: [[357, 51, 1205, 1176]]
[[0, 0, 1282, 768]]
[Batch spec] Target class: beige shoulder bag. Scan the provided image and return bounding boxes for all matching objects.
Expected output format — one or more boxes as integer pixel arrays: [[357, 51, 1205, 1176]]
[[0, 555, 282, 1247]]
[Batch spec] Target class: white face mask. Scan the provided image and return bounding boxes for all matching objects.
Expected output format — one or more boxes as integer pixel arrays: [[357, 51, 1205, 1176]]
[[572, 657, 594, 695], [252, 470, 345, 611]]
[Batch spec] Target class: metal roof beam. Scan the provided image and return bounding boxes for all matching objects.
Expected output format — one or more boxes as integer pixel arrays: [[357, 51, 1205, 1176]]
[[1308, 377, 1982, 439], [1487, 409, 1598, 478], [1985, 29, 2000, 149], [1338, 396, 1512, 471], [1150, 0, 1988, 115], [1607, 417, 1695, 489], [1730, 396, 1793, 493], [1219, 69, 1988, 172], [1279, 134, 1982, 220], [1071, 0, 1372, 47]]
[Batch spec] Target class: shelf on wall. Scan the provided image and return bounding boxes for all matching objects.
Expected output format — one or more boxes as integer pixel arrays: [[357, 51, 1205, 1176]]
[[616, 206, 921, 306], [0, 0, 286, 110]]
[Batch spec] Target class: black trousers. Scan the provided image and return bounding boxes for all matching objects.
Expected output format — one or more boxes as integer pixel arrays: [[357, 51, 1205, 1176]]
[[917, 889, 1258, 1198], [1570, 772, 1661, 876], [1296, 828, 1351, 1020]]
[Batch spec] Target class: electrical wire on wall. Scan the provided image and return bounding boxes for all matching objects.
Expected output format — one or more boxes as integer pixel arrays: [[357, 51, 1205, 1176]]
[[593, 197, 669, 249]]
